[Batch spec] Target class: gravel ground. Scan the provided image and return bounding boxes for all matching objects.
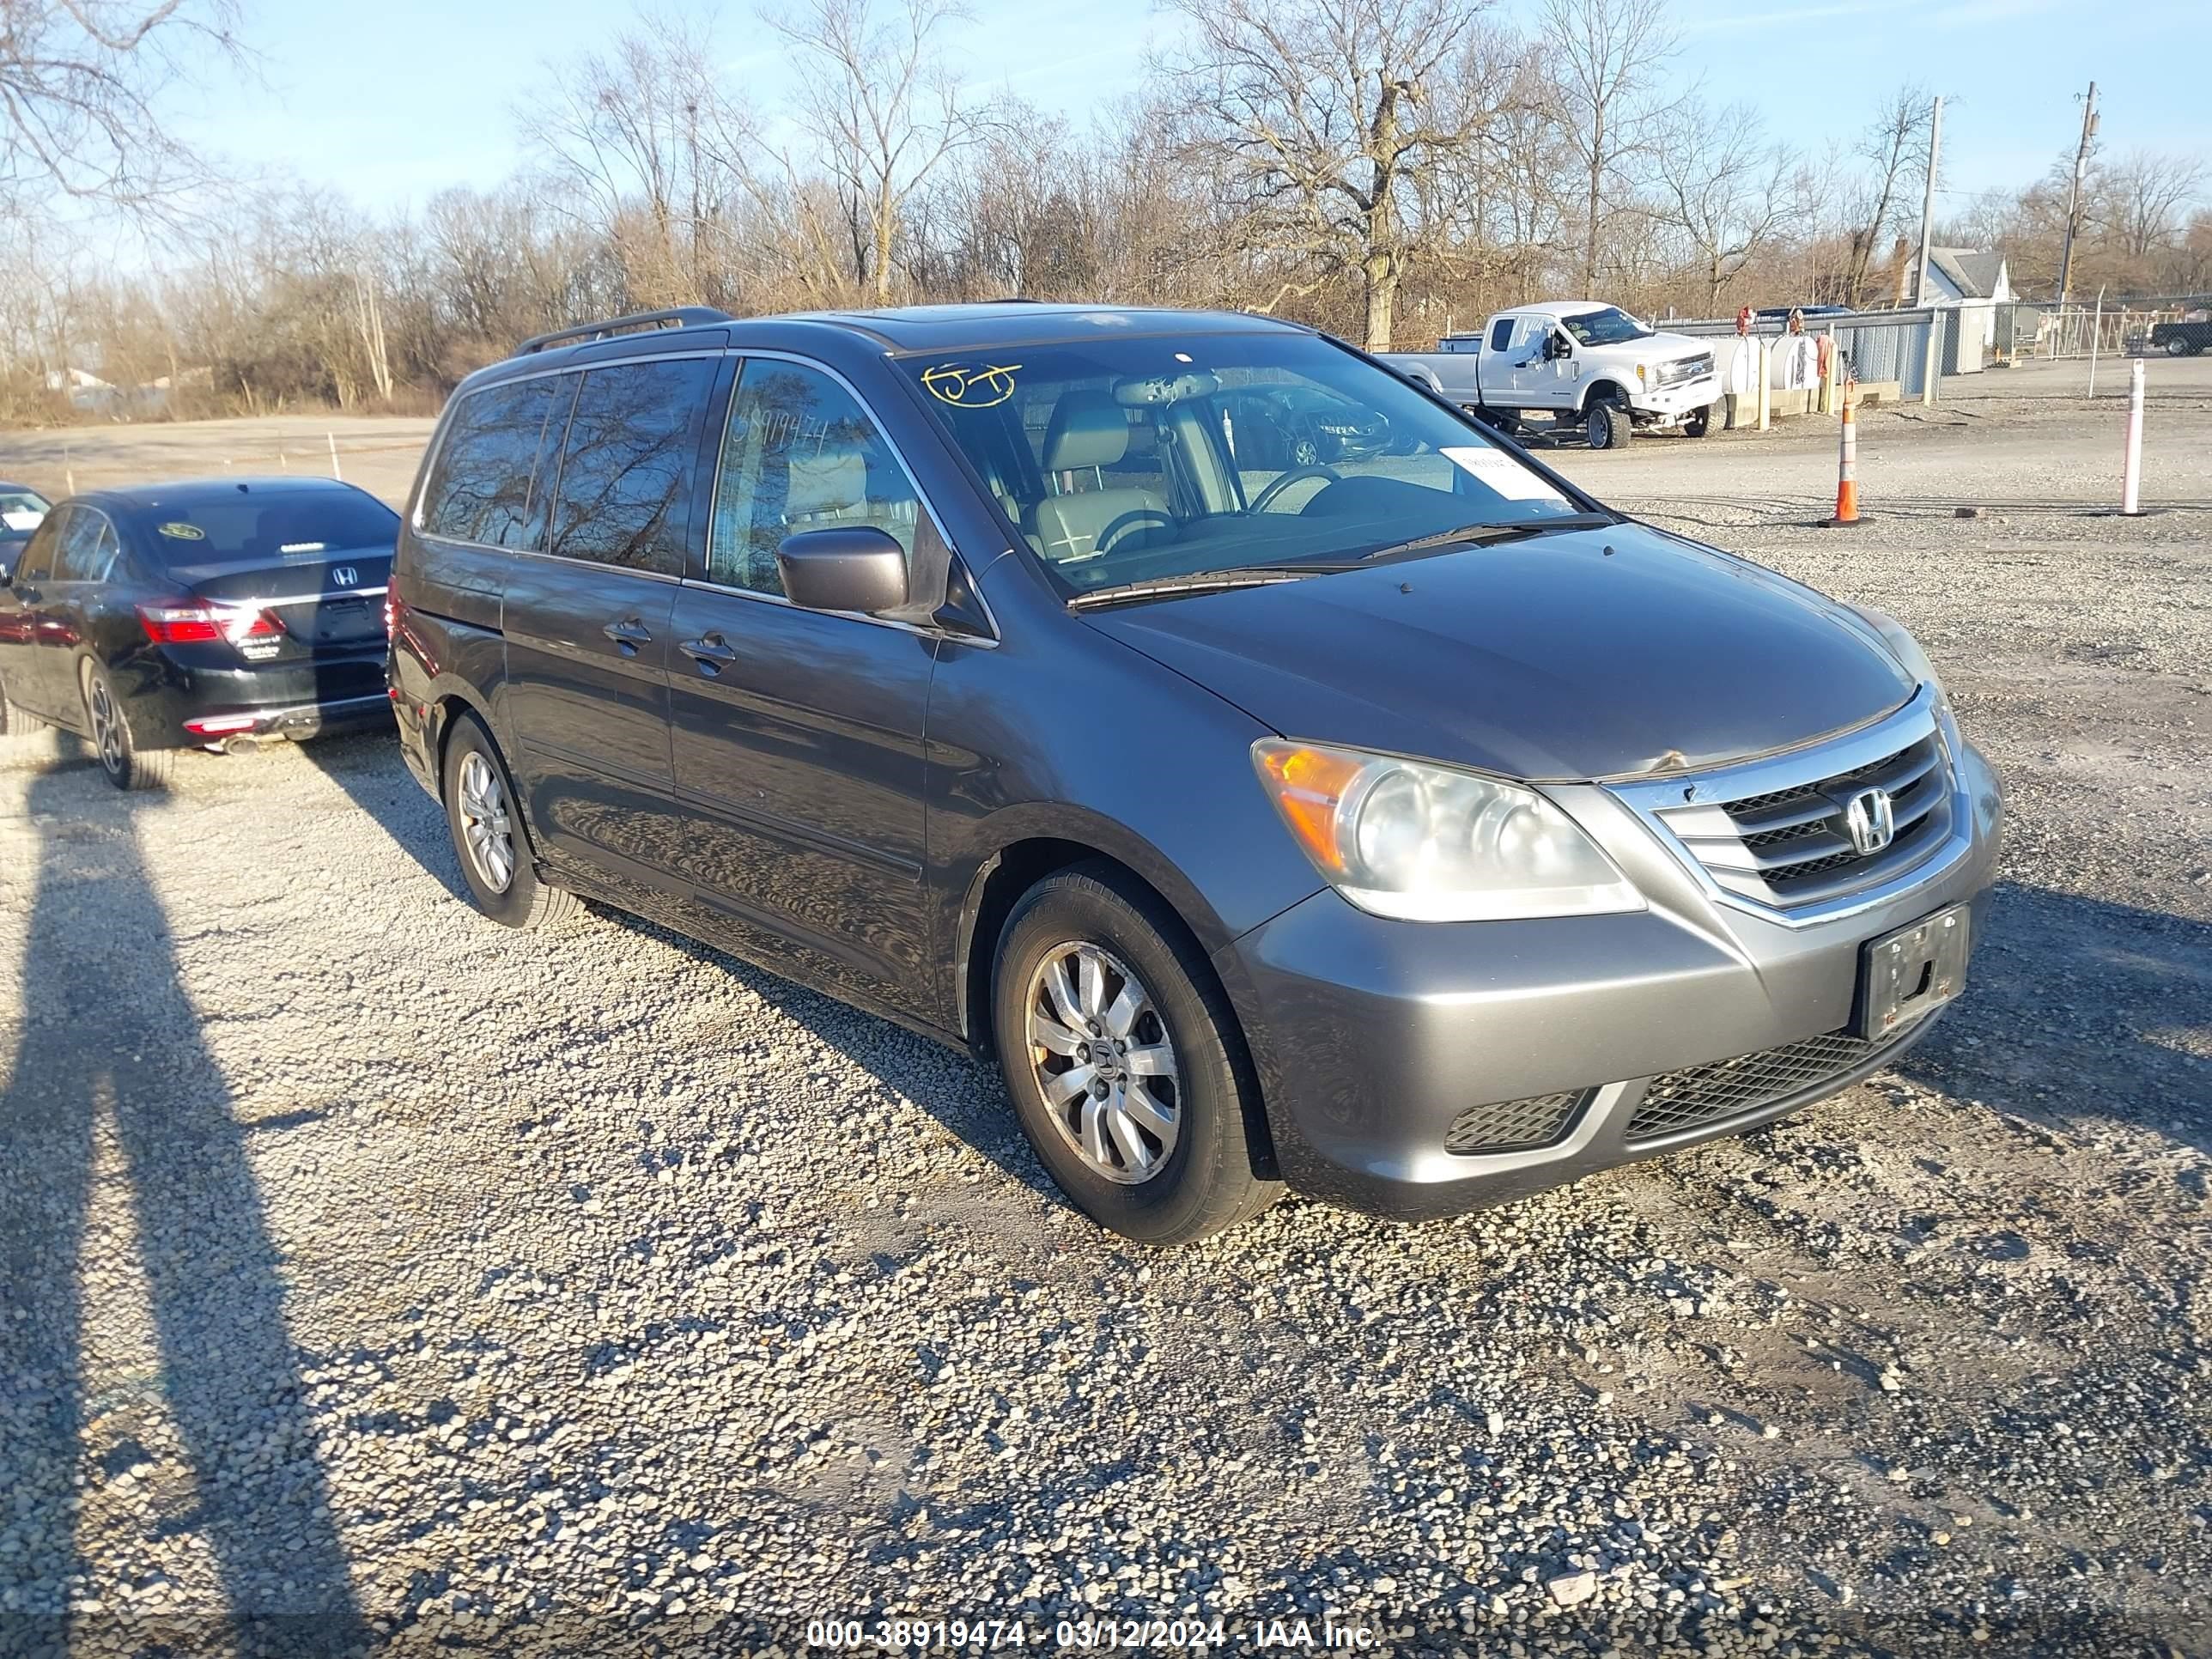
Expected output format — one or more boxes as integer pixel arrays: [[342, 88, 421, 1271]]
[[0, 368, 2207, 1657]]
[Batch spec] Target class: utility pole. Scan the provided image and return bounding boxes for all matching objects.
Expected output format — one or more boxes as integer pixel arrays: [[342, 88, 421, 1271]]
[[1913, 94, 1944, 308], [2058, 82, 2099, 302]]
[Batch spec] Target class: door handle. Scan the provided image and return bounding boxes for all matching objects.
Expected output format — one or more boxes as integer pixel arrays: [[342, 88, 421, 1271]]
[[679, 633, 738, 675], [603, 617, 653, 656]]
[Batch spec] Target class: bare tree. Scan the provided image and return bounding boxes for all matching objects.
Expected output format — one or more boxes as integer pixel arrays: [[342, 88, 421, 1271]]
[[1537, 0, 1677, 297], [0, 0, 240, 216], [2096, 148, 2206, 261], [520, 15, 765, 307], [769, 0, 993, 304], [1839, 84, 1936, 308], [1651, 97, 1790, 310], [1163, 0, 1493, 350]]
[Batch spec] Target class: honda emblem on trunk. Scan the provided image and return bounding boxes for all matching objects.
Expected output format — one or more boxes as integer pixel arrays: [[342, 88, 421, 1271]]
[[1844, 787, 1895, 855], [332, 565, 360, 588]]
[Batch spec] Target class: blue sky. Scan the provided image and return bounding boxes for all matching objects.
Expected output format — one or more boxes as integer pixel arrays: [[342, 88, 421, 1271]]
[[175, 0, 2209, 218]]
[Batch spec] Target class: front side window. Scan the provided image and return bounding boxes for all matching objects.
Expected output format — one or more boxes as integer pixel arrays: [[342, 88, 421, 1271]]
[[1559, 307, 1654, 348], [899, 333, 1583, 597], [53, 508, 119, 582], [420, 377, 562, 549], [13, 509, 64, 583], [547, 358, 716, 576], [707, 359, 919, 597]]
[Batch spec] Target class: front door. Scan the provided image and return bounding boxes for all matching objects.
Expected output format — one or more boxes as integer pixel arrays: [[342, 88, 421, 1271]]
[[0, 508, 66, 717], [499, 355, 720, 884], [666, 356, 938, 1016]]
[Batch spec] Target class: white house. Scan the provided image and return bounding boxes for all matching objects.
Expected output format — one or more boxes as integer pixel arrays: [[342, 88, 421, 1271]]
[[1905, 248, 2013, 372]]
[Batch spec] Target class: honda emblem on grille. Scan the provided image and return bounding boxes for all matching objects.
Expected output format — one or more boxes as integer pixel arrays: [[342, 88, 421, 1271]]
[[331, 565, 360, 588], [1844, 787, 1895, 855]]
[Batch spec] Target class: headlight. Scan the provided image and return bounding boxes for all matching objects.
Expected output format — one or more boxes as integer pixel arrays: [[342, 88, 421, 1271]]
[[1253, 740, 1644, 922]]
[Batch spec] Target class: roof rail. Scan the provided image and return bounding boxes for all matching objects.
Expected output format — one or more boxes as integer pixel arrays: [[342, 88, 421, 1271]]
[[516, 306, 734, 356]]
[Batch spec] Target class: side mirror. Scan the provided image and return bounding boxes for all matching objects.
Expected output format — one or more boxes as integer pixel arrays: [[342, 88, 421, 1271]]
[[1547, 334, 1571, 361], [776, 526, 910, 616]]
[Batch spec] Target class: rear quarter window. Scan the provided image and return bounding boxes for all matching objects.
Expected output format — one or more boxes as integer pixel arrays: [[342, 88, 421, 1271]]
[[420, 378, 565, 548]]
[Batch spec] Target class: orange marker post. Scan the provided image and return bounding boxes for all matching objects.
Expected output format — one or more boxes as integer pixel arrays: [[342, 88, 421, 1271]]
[[1824, 385, 1863, 526]]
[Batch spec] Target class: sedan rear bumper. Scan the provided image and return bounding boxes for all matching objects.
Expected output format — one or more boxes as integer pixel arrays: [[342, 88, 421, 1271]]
[[118, 650, 392, 750], [1216, 740, 2002, 1221]]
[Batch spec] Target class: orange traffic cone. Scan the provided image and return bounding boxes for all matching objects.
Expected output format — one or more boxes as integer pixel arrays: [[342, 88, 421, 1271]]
[[1824, 387, 1863, 526]]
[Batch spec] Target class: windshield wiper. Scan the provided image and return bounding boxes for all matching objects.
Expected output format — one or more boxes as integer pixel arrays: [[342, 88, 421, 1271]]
[[1358, 512, 1618, 562], [1066, 563, 1355, 611]]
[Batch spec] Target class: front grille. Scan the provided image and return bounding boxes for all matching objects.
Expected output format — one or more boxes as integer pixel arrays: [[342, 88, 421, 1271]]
[[1628, 1030, 1888, 1141], [1650, 728, 1954, 910], [1444, 1091, 1588, 1156], [1657, 352, 1714, 386]]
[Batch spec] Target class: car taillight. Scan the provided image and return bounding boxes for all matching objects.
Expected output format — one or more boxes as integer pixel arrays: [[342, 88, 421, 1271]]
[[137, 603, 285, 646]]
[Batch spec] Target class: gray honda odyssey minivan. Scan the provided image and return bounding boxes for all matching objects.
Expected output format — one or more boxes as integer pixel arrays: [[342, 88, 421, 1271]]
[[388, 301, 2002, 1243]]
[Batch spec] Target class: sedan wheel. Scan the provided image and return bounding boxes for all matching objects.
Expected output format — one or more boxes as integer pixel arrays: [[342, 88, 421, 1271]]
[[1025, 941, 1181, 1185], [80, 662, 172, 791], [456, 749, 515, 894]]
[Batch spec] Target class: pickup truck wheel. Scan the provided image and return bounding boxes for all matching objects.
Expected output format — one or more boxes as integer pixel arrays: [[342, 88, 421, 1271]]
[[1686, 402, 1721, 438], [2167, 337, 2195, 356], [1585, 398, 1631, 450]]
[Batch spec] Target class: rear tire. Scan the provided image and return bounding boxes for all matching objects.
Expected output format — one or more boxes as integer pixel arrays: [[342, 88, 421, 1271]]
[[441, 712, 580, 930], [2166, 337, 2192, 356], [1586, 397, 1631, 449], [82, 661, 172, 792], [992, 863, 1281, 1245]]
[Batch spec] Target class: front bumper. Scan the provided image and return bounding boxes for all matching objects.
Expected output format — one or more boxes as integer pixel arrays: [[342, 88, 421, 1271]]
[[1217, 738, 2002, 1221], [1632, 374, 1722, 419]]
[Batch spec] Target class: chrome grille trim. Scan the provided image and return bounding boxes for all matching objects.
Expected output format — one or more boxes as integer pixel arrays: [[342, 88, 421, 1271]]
[[1609, 689, 1972, 927]]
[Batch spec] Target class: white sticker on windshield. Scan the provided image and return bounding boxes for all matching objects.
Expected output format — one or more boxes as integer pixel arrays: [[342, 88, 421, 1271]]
[[1441, 446, 1569, 503]]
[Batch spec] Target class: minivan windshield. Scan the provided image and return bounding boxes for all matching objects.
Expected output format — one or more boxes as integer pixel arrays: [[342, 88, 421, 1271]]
[[897, 333, 1592, 598], [1558, 307, 1654, 347]]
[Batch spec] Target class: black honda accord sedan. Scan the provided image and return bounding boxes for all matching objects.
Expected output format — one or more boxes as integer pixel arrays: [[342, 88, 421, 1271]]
[[0, 477, 398, 787]]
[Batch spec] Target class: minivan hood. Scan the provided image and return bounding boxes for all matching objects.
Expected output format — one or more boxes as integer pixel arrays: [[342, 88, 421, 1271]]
[[1080, 524, 1913, 781]]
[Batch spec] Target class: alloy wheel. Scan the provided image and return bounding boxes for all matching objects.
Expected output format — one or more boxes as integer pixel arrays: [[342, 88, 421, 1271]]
[[457, 750, 516, 893], [1025, 941, 1181, 1185], [85, 672, 125, 777]]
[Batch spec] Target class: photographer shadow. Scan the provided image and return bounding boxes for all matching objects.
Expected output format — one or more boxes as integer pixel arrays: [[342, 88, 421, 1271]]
[[0, 765, 365, 1655]]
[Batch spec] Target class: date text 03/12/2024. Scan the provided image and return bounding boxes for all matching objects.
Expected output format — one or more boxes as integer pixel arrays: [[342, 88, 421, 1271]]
[[803, 1617, 1383, 1650]]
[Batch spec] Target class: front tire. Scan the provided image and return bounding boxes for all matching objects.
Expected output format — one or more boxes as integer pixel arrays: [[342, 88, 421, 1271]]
[[441, 713, 580, 929], [1686, 401, 1721, 438], [82, 661, 172, 792], [1586, 397, 1631, 449], [992, 864, 1280, 1245]]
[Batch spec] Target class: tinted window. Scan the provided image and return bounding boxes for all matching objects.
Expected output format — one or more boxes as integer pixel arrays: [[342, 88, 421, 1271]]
[[53, 508, 119, 582], [13, 510, 63, 582], [1487, 317, 1515, 352], [121, 493, 400, 566], [421, 378, 562, 548], [708, 360, 919, 596], [548, 358, 716, 576], [0, 489, 47, 533]]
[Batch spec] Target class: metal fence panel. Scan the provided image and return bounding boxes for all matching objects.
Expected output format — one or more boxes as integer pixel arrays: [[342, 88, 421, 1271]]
[[1668, 309, 1940, 398]]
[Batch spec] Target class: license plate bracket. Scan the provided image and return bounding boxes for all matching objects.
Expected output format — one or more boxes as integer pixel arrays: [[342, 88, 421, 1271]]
[[1853, 902, 1972, 1041]]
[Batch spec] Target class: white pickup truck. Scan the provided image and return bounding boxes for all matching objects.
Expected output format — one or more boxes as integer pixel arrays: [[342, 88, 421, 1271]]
[[1382, 301, 1724, 449]]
